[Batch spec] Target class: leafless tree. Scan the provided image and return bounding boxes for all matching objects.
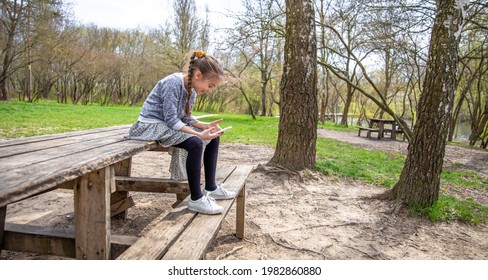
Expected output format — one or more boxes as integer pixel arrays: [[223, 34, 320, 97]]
[[269, 0, 317, 170]]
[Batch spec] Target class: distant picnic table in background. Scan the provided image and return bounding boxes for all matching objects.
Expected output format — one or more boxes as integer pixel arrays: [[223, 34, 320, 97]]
[[357, 118, 404, 141]]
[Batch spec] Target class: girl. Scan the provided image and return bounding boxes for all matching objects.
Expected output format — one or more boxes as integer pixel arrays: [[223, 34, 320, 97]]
[[126, 51, 234, 215]]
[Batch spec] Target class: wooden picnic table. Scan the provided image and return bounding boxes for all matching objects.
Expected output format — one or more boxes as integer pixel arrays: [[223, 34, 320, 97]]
[[0, 125, 157, 259], [358, 118, 403, 140], [370, 118, 398, 140], [0, 124, 253, 260]]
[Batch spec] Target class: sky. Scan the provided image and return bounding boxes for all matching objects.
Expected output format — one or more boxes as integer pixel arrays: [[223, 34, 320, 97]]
[[69, 0, 241, 31]]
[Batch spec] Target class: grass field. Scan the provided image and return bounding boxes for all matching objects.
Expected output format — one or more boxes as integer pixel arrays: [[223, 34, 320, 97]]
[[1, 100, 487, 224], [0, 100, 141, 138]]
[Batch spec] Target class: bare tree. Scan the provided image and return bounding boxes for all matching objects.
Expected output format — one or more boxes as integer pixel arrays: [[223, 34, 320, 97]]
[[389, 0, 467, 206], [169, 0, 201, 68], [1, 0, 26, 100], [225, 0, 284, 116], [269, 0, 317, 171]]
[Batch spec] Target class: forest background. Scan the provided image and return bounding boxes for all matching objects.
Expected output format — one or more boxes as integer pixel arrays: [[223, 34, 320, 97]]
[[1, 0, 487, 148]]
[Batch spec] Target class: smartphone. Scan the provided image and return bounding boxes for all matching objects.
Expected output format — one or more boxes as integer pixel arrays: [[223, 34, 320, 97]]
[[213, 126, 232, 134]]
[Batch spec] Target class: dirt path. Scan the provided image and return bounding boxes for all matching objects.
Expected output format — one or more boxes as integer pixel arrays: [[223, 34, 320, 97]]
[[205, 134, 488, 260], [2, 130, 488, 260]]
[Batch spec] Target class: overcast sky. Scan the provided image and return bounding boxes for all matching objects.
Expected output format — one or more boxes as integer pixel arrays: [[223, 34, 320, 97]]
[[69, 0, 240, 31]]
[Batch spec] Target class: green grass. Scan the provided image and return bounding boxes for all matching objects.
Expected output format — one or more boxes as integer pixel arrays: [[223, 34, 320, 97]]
[[316, 137, 487, 190], [2, 100, 487, 224], [197, 114, 279, 146], [0, 100, 210, 139], [442, 168, 488, 189], [0, 100, 141, 138], [316, 137, 406, 187], [318, 121, 358, 132], [410, 195, 488, 225]]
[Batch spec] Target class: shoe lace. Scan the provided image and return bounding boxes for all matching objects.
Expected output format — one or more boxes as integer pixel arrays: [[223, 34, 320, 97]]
[[216, 184, 229, 195], [203, 195, 216, 205]]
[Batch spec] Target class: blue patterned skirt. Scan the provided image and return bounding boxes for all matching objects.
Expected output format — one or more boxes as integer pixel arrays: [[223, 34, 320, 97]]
[[125, 121, 208, 181]]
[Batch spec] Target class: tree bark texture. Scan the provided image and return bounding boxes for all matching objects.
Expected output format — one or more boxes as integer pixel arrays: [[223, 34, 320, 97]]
[[391, 0, 466, 206], [269, 0, 318, 171]]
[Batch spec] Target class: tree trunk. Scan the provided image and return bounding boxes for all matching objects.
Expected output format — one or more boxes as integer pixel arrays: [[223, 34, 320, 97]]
[[341, 82, 353, 126], [390, 0, 466, 207], [269, 0, 317, 171], [261, 70, 267, 116]]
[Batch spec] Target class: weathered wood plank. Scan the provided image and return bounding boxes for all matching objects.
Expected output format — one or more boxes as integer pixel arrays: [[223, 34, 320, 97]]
[[149, 145, 169, 152], [236, 185, 246, 239], [115, 176, 189, 194], [0, 133, 134, 172], [173, 193, 189, 208], [0, 125, 131, 148], [74, 166, 112, 260], [162, 165, 254, 260], [112, 158, 132, 219], [110, 197, 135, 217], [116, 204, 196, 260], [116, 165, 236, 260], [0, 128, 129, 159], [2, 223, 137, 259], [0, 139, 157, 208], [357, 126, 380, 138], [0, 206, 6, 254]]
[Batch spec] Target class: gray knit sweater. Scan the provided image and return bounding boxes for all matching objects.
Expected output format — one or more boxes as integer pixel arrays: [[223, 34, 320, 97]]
[[138, 73, 197, 130]]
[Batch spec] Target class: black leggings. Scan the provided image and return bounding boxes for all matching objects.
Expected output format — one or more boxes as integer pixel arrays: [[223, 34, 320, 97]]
[[173, 136, 219, 200]]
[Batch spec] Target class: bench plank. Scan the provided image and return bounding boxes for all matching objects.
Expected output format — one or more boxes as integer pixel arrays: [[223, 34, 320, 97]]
[[3, 223, 138, 259], [116, 165, 236, 260], [115, 176, 189, 194], [357, 126, 380, 138], [162, 165, 254, 260], [0, 206, 5, 256]]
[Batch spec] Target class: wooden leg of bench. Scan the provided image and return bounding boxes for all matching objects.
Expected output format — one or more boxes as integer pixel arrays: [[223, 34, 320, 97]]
[[236, 185, 246, 239], [172, 193, 189, 208], [112, 158, 132, 219], [74, 166, 112, 260], [0, 206, 6, 255]]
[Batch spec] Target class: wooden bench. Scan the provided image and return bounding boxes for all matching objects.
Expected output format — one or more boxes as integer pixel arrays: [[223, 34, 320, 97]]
[[383, 125, 405, 141], [0, 124, 253, 260], [357, 126, 380, 139], [117, 165, 253, 260]]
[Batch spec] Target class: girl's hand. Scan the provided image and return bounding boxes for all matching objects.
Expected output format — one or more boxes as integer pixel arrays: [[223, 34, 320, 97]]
[[208, 119, 223, 131], [199, 128, 220, 141]]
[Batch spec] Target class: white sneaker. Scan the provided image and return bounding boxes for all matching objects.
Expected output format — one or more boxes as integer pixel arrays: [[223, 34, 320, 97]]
[[205, 184, 236, 200], [187, 195, 223, 215]]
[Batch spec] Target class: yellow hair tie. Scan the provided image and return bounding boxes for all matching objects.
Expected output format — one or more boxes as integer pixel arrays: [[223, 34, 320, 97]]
[[195, 51, 206, 58]]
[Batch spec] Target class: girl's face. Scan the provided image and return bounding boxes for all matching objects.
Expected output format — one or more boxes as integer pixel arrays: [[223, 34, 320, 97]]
[[192, 71, 222, 96]]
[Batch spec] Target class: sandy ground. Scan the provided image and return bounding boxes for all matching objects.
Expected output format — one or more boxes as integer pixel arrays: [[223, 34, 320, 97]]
[[2, 129, 488, 260]]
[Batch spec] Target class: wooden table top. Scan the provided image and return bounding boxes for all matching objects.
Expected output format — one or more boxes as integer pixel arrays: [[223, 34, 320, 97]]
[[370, 118, 397, 123], [0, 125, 156, 207]]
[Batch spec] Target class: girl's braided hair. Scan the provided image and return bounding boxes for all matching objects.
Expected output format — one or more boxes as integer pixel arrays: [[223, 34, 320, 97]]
[[184, 51, 224, 116]]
